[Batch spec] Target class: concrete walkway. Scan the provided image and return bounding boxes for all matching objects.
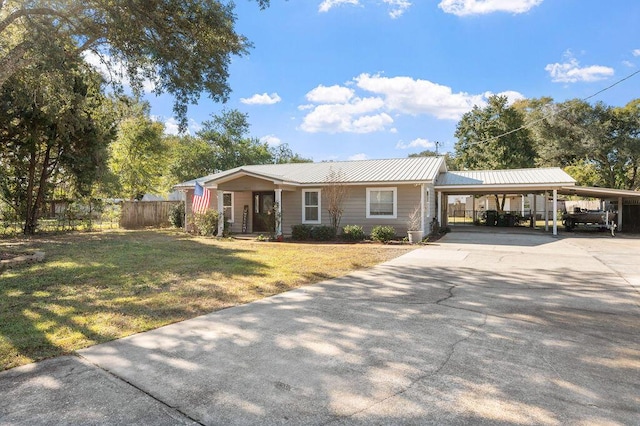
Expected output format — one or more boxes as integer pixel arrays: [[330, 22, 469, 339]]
[[2, 231, 639, 425]]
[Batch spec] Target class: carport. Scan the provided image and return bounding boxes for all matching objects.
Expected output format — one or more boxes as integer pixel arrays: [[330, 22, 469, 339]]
[[559, 186, 640, 232], [434, 168, 640, 235]]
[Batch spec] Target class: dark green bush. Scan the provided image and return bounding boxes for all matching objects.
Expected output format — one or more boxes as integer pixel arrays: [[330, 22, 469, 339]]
[[291, 224, 313, 240], [341, 224, 365, 241], [370, 225, 396, 243], [192, 210, 219, 236], [311, 225, 337, 241], [169, 203, 185, 228]]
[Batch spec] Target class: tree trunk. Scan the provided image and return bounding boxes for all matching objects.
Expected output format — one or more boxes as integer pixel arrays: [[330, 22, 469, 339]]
[[23, 149, 37, 235], [23, 144, 52, 235], [493, 194, 507, 212]]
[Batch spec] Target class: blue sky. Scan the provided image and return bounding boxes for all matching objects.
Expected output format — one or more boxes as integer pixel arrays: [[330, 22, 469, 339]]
[[143, 0, 640, 162]]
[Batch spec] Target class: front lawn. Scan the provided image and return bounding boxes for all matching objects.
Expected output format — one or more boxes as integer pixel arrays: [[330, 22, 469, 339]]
[[0, 230, 413, 370]]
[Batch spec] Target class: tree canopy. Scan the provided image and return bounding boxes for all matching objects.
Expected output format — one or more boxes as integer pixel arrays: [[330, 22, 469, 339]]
[[108, 114, 166, 200], [0, 0, 269, 128], [0, 40, 115, 233], [454, 95, 536, 171], [521, 98, 640, 189]]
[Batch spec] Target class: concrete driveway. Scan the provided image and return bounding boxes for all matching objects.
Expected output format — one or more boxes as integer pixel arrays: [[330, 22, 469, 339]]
[[2, 230, 639, 425]]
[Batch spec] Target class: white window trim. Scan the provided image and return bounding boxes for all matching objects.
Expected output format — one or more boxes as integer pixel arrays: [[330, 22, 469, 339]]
[[366, 187, 397, 219], [223, 192, 234, 223], [302, 189, 321, 224]]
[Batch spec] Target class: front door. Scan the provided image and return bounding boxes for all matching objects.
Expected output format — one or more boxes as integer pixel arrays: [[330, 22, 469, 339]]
[[253, 191, 275, 233]]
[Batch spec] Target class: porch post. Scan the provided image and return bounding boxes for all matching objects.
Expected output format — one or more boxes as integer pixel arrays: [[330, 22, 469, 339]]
[[618, 196, 623, 232], [552, 189, 558, 236], [182, 190, 188, 232], [420, 184, 425, 232], [544, 191, 549, 232], [437, 191, 442, 226], [275, 188, 282, 237], [217, 190, 224, 236], [521, 195, 525, 217]]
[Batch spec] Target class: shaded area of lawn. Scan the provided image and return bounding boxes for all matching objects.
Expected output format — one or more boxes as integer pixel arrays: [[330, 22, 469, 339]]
[[0, 230, 413, 370]]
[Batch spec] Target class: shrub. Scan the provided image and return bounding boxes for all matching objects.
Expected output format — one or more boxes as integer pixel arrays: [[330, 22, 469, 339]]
[[291, 224, 313, 241], [169, 203, 185, 228], [311, 225, 337, 241], [192, 210, 219, 236], [341, 224, 365, 241], [370, 225, 396, 243]]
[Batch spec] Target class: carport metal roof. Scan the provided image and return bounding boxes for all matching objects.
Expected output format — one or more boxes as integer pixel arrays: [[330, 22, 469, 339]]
[[434, 168, 640, 200], [559, 185, 640, 200], [435, 168, 576, 194]]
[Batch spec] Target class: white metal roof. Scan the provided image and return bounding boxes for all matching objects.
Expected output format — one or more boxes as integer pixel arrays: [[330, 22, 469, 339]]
[[436, 168, 576, 190], [560, 186, 640, 199], [174, 157, 446, 188]]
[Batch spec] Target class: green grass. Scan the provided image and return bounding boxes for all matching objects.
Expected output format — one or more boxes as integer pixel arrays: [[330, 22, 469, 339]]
[[0, 230, 413, 370]]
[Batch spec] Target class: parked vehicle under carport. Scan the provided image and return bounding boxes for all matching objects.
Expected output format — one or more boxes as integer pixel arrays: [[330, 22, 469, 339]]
[[562, 208, 617, 236]]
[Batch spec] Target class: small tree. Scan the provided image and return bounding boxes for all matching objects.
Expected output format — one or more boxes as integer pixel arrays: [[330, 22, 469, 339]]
[[406, 206, 422, 231], [325, 169, 348, 231]]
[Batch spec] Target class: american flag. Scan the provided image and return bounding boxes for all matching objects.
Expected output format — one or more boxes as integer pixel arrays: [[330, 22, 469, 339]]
[[192, 182, 211, 214]]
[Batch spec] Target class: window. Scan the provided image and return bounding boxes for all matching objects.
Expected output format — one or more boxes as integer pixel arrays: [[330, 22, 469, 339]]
[[223, 192, 234, 223], [302, 189, 321, 224], [366, 187, 397, 219]]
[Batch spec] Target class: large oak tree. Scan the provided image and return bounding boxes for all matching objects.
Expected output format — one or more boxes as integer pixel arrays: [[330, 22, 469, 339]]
[[0, 0, 270, 128], [453, 95, 536, 211]]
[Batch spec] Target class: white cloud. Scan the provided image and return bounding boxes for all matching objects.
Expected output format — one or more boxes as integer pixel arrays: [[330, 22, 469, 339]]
[[240, 92, 282, 105], [159, 117, 201, 136], [319, 0, 359, 13], [306, 85, 354, 103], [163, 117, 180, 136], [260, 135, 282, 146], [319, 0, 411, 18], [354, 73, 490, 120], [396, 138, 435, 150], [300, 96, 392, 133], [348, 153, 369, 161], [299, 73, 523, 134], [83, 50, 155, 93], [384, 0, 412, 18], [633, 49, 640, 57], [622, 60, 635, 68], [489, 90, 526, 105], [438, 0, 543, 16], [545, 55, 614, 83]]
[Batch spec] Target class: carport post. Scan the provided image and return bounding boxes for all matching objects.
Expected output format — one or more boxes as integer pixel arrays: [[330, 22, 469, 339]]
[[472, 195, 476, 224], [544, 191, 549, 231], [531, 194, 537, 228], [618, 196, 623, 232], [552, 189, 558, 236]]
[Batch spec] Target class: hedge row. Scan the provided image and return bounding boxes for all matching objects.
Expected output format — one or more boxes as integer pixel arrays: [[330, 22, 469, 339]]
[[291, 224, 397, 242]]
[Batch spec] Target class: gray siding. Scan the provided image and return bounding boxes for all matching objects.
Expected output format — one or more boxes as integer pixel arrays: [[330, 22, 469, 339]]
[[218, 176, 278, 192], [280, 190, 301, 235], [279, 184, 423, 236]]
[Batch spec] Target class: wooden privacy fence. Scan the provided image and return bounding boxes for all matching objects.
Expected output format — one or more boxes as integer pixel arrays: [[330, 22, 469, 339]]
[[120, 201, 181, 229]]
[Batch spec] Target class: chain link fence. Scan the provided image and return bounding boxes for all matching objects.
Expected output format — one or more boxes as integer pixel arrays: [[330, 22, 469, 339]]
[[0, 201, 121, 237]]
